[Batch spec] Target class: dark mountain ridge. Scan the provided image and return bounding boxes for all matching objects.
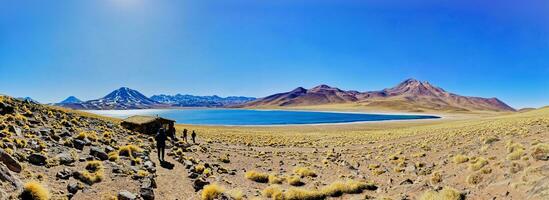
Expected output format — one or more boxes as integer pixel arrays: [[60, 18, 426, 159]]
[[243, 78, 516, 112]]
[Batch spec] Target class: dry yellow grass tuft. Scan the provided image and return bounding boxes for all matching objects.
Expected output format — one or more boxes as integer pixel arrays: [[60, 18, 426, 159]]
[[530, 143, 549, 160], [283, 187, 324, 200], [453, 154, 469, 164], [287, 176, 304, 186], [201, 184, 224, 200], [321, 180, 377, 197], [468, 157, 488, 171], [245, 170, 269, 183], [268, 174, 285, 184], [294, 167, 317, 178], [420, 186, 464, 200], [262, 185, 284, 199], [85, 160, 103, 172], [466, 173, 482, 185], [21, 181, 50, 200], [118, 145, 142, 157]]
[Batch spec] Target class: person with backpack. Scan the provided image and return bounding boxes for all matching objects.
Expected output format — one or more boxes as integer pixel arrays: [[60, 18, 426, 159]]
[[155, 128, 167, 162]]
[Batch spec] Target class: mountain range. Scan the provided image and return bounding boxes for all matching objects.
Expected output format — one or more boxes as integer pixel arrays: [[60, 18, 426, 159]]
[[57, 87, 256, 110], [55, 79, 515, 112], [150, 94, 256, 107], [242, 78, 515, 112]]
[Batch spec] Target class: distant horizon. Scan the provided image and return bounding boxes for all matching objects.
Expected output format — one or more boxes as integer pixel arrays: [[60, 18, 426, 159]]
[[2, 78, 546, 109], [1, 1, 548, 108]]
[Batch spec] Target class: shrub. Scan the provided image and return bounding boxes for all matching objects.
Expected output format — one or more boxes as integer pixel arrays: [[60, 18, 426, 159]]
[[193, 165, 205, 174], [284, 188, 324, 200], [294, 167, 317, 178], [268, 174, 284, 184], [420, 186, 464, 200], [469, 157, 488, 171], [453, 154, 469, 164], [75, 170, 104, 185], [431, 171, 442, 184], [21, 181, 50, 200], [85, 160, 103, 172], [530, 143, 549, 161], [135, 170, 149, 178], [245, 170, 269, 183], [201, 184, 224, 200], [108, 151, 119, 161], [118, 145, 142, 157], [321, 180, 377, 197], [466, 173, 482, 185], [287, 176, 304, 186], [263, 185, 284, 199]]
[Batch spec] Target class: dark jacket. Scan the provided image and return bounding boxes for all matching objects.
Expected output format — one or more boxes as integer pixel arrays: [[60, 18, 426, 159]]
[[155, 130, 167, 147]]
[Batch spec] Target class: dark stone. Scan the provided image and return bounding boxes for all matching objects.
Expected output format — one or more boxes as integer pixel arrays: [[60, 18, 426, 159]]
[[56, 153, 75, 165], [140, 187, 154, 200], [27, 153, 47, 166], [67, 182, 79, 194], [0, 163, 23, 189], [0, 102, 14, 115], [58, 130, 71, 138], [90, 147, 108, 161], [72, 139, 85, 150], [188, 172, 199, 179], [56, 168, 72, 180], [0, 149, 22, 172], [105, 146, 116, 153], [193, 178, 209, 192]]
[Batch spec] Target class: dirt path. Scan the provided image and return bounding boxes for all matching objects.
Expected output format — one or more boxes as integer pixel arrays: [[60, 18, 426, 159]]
[[150, 150, 198, 200]]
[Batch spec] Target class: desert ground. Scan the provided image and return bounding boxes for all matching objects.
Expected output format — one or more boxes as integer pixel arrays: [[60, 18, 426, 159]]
[[0, 96, 548, 200]]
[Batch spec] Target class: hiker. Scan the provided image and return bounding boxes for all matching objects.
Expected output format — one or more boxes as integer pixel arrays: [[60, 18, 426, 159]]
[[168, 126, 177, 142], [182, 129, 188, 143], [155, 128, 167, 162], [191, 130, 197, 144]]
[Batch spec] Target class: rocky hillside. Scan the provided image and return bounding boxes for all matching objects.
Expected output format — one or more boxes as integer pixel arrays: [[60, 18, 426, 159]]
[[150, 94, 255, 107], [61, 87, 163, 110], [243, 79, 515, 112], [0, 95, 159, 199]]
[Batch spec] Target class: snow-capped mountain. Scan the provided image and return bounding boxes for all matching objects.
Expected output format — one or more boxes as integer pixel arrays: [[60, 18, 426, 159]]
[[62, 87, 162, 110], [150, 94, 256, 107]]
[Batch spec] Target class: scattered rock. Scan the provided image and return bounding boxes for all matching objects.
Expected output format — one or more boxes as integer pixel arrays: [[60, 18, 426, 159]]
[[140, 187, 154, 200], [188, 172, 199, 179], [56, 153, 75, 165], [0, 102, 14, 115], [56, 168, 72, 180], [90, 147, 108, 160], [105, 146, 116, 153], [0, 149, 22, 173], [27, 153, 47, 166], [0, 163, 22, 189], [193, 178, 209, 192], [67, 182, 79, 194], [118, 190, 137, 200], [72, 139, 86, 150]]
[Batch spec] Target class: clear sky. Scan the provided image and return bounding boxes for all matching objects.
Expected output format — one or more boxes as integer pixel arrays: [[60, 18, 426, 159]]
[[0, 0, 547, 108]]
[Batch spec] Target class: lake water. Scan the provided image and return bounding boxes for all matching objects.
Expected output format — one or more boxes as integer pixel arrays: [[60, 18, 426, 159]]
[[86, 109, 440, 126]]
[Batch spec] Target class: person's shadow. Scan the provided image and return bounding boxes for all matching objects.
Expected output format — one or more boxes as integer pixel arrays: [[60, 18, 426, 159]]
[[160, 160, 175, 169]]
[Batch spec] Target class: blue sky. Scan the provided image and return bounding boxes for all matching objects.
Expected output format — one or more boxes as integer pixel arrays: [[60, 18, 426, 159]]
[[0, 0, 547, 108]]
